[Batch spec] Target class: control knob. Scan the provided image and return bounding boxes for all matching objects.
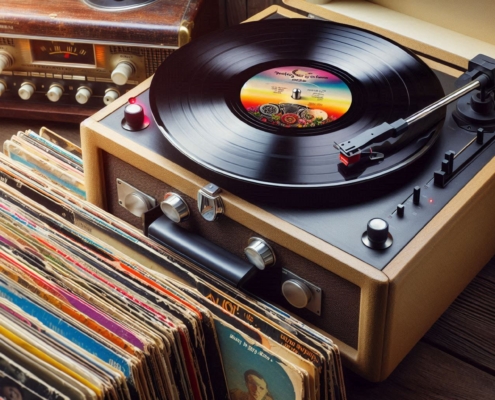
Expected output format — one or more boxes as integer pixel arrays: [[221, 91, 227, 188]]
[[46, 84, 64, 102], [124, 192, 153, 217], [122, 103, 149, 131], [244, 237, 275, 270], [160, 193, 190, 223], [111, 62, 135, 86], [103, 88, 119, 105], [75, 87, 92, 104], [282, 279, 312, 309], [362, 218, 393, 249], [0, 80, 6, 97], [0, 51, 14, 74], [18, 82, 36, 100]]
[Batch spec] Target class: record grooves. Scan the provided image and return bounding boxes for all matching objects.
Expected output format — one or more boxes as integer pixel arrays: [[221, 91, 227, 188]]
[[150, 19, 446, 189]]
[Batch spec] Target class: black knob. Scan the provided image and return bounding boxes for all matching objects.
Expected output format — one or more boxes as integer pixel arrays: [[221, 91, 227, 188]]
[[362, 218, 392, 249], [397, 204, 405, 218], [413, 186, 421, 205], [122, 103, 149, 131]]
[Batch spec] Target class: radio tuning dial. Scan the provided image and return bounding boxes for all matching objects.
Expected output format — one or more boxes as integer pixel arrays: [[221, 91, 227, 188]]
[[18, 82, 36, 100], [0, 80, 6, 97], [46, 84, 64, 102], [104, 88, 120, 105], [111, 62, 135, 86], [0, 51, 14, 74], [75, 87, 92, 104]]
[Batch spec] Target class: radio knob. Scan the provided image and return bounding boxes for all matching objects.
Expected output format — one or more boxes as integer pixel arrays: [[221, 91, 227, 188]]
[[0, 80, 6, 97], [46, 84, 64, 102], [0, 51, 14, 74], [104, 88, 120, 105], [244, 237, 275, 270], [160, 193, 190, 223], [18, 82, 36, 100], [282, 279, 312, 309], [111, 62, 135, 86], [75, 87, 92, 104]]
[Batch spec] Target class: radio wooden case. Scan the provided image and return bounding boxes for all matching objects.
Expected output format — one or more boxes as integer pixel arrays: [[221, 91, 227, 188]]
[[0, 0, 218, 122]]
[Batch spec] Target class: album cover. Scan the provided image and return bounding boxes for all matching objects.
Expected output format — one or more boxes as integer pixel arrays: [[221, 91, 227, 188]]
[[0, 352, 69, 400], [0, 370, 47, 400], [214, 317, 307, 400], [0, 336, 95, 400], [3, 140, 85, 198]]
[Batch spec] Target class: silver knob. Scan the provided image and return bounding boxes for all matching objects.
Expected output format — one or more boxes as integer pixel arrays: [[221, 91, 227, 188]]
[[111, 62, 135, 86], [0, 51, 14, 74], [124, 192, 153, 217], [103, 88, 120, 105], [46, 84, 64, 102], [75, 86, 92, 104], [292, 88, 302, 100], [244, 237, 275, 270], [0, 80, 6, 97], [18, 82, 35, 100], [282, 279, 312, 309], [197, 183, 224, 221], [160, 193, 190, 223]]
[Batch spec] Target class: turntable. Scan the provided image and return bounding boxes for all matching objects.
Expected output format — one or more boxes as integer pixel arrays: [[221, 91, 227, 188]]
[[81, 4, 495, 382]]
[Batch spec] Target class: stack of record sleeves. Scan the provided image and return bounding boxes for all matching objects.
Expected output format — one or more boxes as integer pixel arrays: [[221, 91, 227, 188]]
[[0, 128, 346, 399]]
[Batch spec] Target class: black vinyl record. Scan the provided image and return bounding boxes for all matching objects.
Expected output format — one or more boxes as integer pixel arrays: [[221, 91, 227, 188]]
[[150, 18, 445, 189]]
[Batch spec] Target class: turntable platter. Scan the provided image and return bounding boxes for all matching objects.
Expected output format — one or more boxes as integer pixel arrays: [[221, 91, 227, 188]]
[[150, 19, 446, 188]]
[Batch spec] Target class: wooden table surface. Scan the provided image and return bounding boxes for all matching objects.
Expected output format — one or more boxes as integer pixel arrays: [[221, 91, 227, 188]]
[[1, 117, 494, 399]]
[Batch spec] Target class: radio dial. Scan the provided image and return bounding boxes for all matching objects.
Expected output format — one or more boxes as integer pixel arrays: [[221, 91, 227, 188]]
[[111, 62, 135, 86], [104, 88, 120, 105], [0, 80, 6, 97], [0, 51, 14, 74], [18, 82, 36, 100], [46, 84, 64, 102], [75, 87, 92, 104]]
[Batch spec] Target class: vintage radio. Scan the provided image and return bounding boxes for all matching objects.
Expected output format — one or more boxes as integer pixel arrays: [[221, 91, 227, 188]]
[[81, 1, 495, 382], [0, 0, 218, 123]]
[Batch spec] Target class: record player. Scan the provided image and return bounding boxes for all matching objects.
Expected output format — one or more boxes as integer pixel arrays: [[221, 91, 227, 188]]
[[81, 2, 495, 382]]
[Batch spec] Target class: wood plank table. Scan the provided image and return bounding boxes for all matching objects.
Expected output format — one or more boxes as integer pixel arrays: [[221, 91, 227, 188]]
[[1, 117, 494, 399]]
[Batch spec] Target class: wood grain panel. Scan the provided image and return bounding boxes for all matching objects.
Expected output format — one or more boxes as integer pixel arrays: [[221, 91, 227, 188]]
[[0, 0, 210, 46]]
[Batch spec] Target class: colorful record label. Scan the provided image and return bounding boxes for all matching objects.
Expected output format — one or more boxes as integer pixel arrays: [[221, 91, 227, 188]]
[[240, 66, 352, 129]]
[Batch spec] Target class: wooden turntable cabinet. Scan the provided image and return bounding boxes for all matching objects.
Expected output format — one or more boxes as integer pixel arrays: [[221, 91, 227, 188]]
[[81, 2, 495, 382]]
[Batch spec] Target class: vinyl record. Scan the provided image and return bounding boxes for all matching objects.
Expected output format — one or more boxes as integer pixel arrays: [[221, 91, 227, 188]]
[[150, 18, 445, 188]]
